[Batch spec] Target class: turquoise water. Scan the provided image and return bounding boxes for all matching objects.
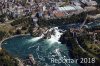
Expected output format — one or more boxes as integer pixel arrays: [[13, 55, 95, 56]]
[[1, 21, 100, 66], [2, 35, 78, 66]]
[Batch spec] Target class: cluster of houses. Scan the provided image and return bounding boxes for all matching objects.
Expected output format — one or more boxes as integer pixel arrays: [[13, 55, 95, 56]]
[[0, 0, 98, 21]]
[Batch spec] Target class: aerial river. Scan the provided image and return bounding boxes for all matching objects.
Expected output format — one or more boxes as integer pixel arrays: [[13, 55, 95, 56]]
[[1, 21, 100, 66], [1, 27, 78, 66]]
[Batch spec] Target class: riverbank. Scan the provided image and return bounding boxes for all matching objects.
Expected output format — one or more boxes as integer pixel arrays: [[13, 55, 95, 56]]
[[1, 27, 75, 66], [60, 30, 100, 66], [0, 48, 19, 66], [0, 34, 30, 49], [0, 33, 31, 66]]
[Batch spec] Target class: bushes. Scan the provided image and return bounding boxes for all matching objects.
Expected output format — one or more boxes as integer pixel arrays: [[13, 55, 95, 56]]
[[10, 17, 31, 26], [0, 14, 6, 23], [0, 31, 7, 40], [11, 18, 25, 26], [0, 49, 18, 66], [38, 12, 87, 27]]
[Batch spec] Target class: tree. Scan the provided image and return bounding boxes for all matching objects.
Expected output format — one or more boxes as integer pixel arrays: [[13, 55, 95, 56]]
[[0, 31, 6, 40], [15, 29, 21, 35], [0, 49, 18, 66]]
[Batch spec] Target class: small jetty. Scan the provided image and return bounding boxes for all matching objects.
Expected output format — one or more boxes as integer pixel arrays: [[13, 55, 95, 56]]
[[29, 54, 36, 65]]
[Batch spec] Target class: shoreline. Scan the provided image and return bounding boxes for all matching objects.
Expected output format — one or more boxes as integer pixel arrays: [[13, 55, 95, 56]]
[[0, 34, 30, 50]]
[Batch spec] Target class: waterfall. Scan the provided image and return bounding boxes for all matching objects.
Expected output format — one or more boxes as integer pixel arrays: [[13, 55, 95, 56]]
[[28, 27, 63, 44], [47, 27, 63, 44], [28, 34, 44, 42], [2, 26, 79, 66]]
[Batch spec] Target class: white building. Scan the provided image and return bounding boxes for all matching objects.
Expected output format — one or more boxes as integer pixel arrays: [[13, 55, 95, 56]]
[[81, 0, 97, 6], [71, 1, 81, 6], [57, 6, 83, 12], [86, 1, 97, 6], [43, 6, 47, 11], [56, 5, 83, 17]]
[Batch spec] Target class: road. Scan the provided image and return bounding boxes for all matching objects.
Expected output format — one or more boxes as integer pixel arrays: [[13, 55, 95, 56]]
[[74, 35, 99, 59], [75, 37, 86, 52]]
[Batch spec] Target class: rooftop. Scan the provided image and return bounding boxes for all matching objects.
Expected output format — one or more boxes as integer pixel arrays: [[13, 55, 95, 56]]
[[57, 5, 83, 11]]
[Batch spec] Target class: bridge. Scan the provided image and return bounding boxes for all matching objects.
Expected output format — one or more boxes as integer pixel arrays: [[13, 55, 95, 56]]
[[79, 14, 88, 30]]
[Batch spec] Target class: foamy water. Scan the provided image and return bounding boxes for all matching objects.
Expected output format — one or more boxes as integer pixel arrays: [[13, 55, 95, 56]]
[[47, 27, 63, 44], [2, 27, 78, 66]]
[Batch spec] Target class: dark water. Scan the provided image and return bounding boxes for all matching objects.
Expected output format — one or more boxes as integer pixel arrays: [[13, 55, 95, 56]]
[[96, 0, 100, 4], [1, 21, 100, 66], [2, 31, 79, 66]]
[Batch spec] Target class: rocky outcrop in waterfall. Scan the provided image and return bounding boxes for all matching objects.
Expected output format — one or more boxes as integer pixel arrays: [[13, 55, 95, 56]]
[[31, 27, 63, 41], [31, 27, 48, 37], [43, 27, 62, 40], [43, 31, 51, 39]]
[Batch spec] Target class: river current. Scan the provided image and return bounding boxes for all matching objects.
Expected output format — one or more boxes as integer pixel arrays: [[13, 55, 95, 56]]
[[1, 21, 100, 66], [2, 27, 78, 66]]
